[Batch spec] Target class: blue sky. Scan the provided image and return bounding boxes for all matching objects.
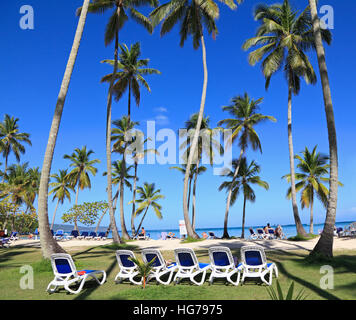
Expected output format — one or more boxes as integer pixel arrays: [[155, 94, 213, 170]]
[[1, 0, 356, 231]]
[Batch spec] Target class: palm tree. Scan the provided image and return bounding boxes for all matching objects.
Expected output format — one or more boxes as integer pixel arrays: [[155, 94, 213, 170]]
[[0, 162, 3, 181], [133, 182, 164, 236], [308, 0, 339, 259], [22, 167, 41, 212], [78, 0, 158, 245], [180, 113, 222, 230], [128, 256, 156, 289], [1, 163, 29, 205], [242, 0, 331, 237], [0, 163, 39, 229], [219, 157, 269, 239], [37, 0, 91, 258], [49, 169, 74, 230], [283, 146, 342, 235], [170, 164, 194, 212], [150, 0, 241, 238], [170, 164, 207, 230], [0, 114, 32, 179], [111, 116, 139, 153], [63, 146, 100, 231], [125, 135, 159, 236], [104, 160, 134, 239], [111, 117, 138, 239], [101, 42, 161, 121], [218, 93, 276, 238]]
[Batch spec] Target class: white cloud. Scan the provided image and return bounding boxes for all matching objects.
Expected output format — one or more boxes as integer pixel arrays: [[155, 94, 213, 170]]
[[155, 115, 170, 125], [154, 107, 168, 113]]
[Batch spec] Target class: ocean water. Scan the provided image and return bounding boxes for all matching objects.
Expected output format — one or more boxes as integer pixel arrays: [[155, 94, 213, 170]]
[[53, 221, 354, 239]]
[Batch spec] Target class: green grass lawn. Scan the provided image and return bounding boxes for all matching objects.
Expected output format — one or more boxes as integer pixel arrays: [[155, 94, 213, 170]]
[[0, 244, 355, 300]]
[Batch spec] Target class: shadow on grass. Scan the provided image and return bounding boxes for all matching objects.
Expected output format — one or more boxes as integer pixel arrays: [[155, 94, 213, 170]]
[[0, 248, 34, 268], [268, 253, 341, 300], [73, 256, 118, 300], [336, 280, 356, 296]]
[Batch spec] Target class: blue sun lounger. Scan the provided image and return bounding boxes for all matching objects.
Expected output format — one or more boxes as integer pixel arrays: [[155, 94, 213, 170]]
[[208, 246, 243, 286], [47, 253, 106, 294], [141, 249, 178, 285], [173, 248, 211, 286], [240, 245, 278, 286]]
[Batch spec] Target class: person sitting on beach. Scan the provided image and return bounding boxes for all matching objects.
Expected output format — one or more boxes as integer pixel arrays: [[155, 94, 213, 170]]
[[264, 223, 271, 234], [139, 227, 146, 237], [275, 225, 286, 239], [167, 232, 176, 239], [202, 232, 208, 239]]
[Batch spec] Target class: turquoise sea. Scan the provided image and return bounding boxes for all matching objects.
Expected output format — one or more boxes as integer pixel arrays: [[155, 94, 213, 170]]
[[53, 221, 354, 239]]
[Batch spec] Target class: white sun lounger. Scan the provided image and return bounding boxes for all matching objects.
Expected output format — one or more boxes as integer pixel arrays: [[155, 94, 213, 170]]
[[256, 228, 268, 240], [240, 245, 278, 286], [114, 250, 142, 285], [94, 232, 107, 240], [53, 230, 64, 241], [141, 249, 178, 285], [208, 246, 243, 286], [173, 248, 211, 286], [47, 253, 106, 294]]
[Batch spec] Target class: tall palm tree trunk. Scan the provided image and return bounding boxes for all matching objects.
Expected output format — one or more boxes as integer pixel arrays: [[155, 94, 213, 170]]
[[95, 208, 108, 233], [128, 80, 131, 122], [187, 176, 192, 212], [131, 161, 138, 236], [95, 190, 119, 233], [222, 148, 244, 239], [287, 86, 307, 237], [135, 207, 149, 237], [310, 194, 314, 235], [106, 28, 122, 244], [309, 0, 338, 259], [37, 0, 90, 258], [2, 155, 8, 182], [50, 199, 60, 230], [241, 195, 247, 239], [191, 161, 200, 231], [182, 34, 207, 239], [119, 175, 131, 240], [73, 183, 80, 231]]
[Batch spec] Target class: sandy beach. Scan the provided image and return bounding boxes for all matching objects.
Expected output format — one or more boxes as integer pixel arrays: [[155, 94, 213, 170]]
[[10, 236, 356, 252]]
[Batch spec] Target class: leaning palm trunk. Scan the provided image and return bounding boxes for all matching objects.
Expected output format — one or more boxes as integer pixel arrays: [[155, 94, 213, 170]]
[[37, 0, 90, 258], [222, 148, 244, 239], [119, 172, 131, 240], [187, 176, 192, 212], [128, 80, 132, 122], [106, 28, 122, 244], [287, 86, 307, 237], [310, 195, 314, 235], [95, 190, 119, 233], [191, 160, 200, 231], [50, 199, 60, 230], [241, 195, 247, 239], [130, 161, 138, 236], [134, 207, 149, 237], [2, 156, 8, 182], [95, 207, 108, 234], [309, 0, 338, 258], [182, 34, 207, 239], [73, 183, 80, 231]]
